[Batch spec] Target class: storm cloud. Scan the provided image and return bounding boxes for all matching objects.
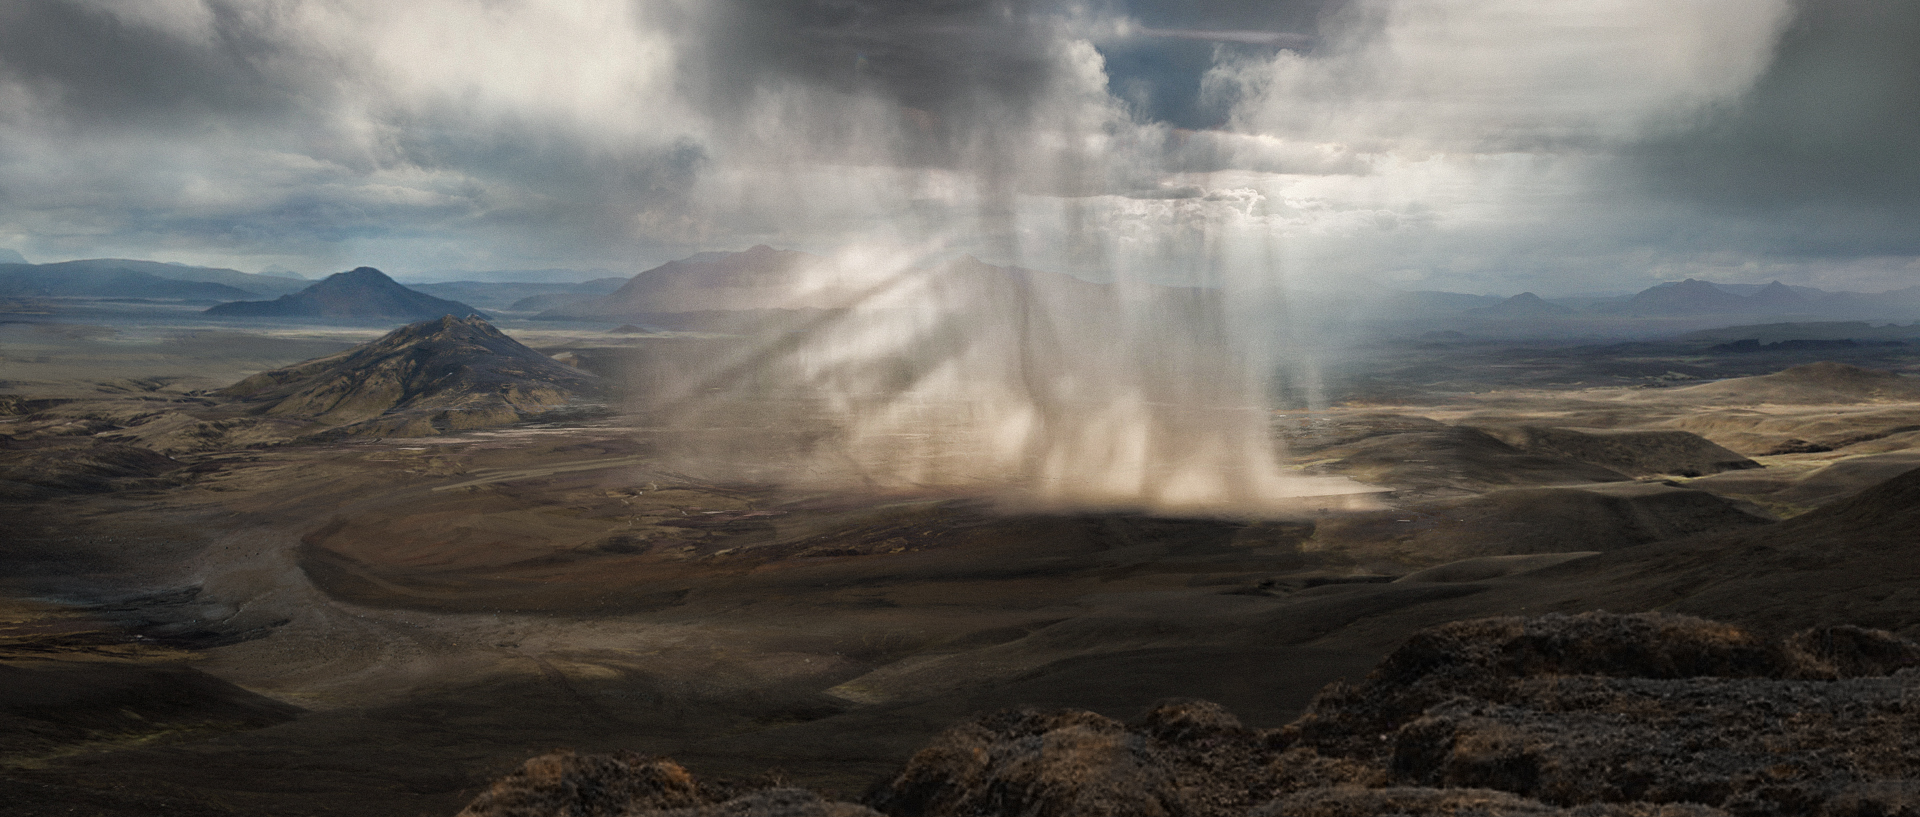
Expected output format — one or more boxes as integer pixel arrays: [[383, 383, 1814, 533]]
[[0, 0, 1912, 292]]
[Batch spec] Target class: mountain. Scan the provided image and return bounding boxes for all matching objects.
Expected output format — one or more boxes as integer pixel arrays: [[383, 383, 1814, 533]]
[[0, 263, 257, 300], [536, 245, 837, 320], [1622, 278, 1753, 315], [204, 267, 486, 321], [536, 246, 1115, 324], [0, 248, 27, 264], [215, 315, 606, 437], [1745, 280, 1816, 312], [1468, 291, 1574, 319], [1617, 278, 1828, 318]]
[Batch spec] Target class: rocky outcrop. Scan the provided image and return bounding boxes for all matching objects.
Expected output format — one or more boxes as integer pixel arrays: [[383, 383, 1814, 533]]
[[462, 613, 1920, 817], [456, 752, 878, 817], [867, 702, 1377, 817]]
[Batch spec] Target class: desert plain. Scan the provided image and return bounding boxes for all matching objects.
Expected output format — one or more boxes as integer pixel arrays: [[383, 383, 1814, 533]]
[[4, 300, 1920, 817]]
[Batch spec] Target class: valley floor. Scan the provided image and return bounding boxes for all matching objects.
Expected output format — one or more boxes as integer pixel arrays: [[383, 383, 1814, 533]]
[[4, 311, 1920, 816]]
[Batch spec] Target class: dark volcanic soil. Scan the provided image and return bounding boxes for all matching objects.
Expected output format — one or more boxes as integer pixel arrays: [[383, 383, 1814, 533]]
[[5, 322, 1920, 816], [455, 612, 1920, 817]]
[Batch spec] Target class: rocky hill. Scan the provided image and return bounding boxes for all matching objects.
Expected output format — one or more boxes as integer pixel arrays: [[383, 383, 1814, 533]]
[[204, 267, 484, 321], [214, 315, 605, 437]]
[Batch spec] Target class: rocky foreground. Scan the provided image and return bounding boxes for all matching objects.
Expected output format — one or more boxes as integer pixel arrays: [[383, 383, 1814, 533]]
[[459, 611, 1920, 817]]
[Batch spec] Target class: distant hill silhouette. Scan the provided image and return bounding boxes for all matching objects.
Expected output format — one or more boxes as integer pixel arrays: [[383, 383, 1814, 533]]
[[1746, 280, 1813, 312], [408, 278, 625, 311], [205, 267, 485, 321], [535, 245, 1114, 325], [402, 267, 624, 285], [216, 315, 604, 437], [1468, 292, 1573, 319], [1616, 278, 1830, 317], [1623, 278, 1754, 315], [32, 259, 304, 296], [535, 245, 838, 319], [0, 263, 256, 301], [1379, 291, 1506, 314]]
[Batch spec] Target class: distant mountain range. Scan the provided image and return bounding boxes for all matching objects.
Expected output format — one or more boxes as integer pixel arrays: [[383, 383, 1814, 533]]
[[1435, 278, 1920, 326], [205, 267, 485, 321], [7, 248, 1918, 334], [1608, 278, 1920, 320], [1615, 278, 1824, 316], [0, 259, 308, 300]]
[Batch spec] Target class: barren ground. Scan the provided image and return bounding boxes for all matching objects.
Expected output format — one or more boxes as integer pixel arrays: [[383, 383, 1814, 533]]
[[4, 307, 1919, 816]]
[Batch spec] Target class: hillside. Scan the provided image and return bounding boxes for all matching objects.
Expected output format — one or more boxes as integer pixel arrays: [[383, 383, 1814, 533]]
[[1664, 361, 1920, 404], [215, 315, 605, 436]]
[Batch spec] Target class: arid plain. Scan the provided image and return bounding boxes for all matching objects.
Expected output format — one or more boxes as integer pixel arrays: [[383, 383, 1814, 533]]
[[5, 299, 1920, 816]]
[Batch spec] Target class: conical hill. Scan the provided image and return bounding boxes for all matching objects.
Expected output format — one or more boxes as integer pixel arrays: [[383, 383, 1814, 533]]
[[216, 315, 606, 436], [205, 266, 484, 320]]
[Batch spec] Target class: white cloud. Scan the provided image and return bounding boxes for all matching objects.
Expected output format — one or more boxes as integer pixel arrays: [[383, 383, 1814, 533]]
[[1178, 0, 1800, 292]]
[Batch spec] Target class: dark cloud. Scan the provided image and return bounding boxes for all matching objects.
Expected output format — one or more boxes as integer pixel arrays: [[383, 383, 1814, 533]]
[[687, 1, 1333, 150], [1632, 0, 1920, 256], [689, 0, 1075, 157], [0, 0, 1909, 291], [0, 0, 314, 131]]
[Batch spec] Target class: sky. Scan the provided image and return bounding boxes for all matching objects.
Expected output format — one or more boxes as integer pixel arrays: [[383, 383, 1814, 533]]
[[0, 0, 1915, 294]]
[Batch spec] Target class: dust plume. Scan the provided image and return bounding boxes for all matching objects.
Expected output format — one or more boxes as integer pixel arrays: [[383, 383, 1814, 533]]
[[628, 243, 1373, 515]]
